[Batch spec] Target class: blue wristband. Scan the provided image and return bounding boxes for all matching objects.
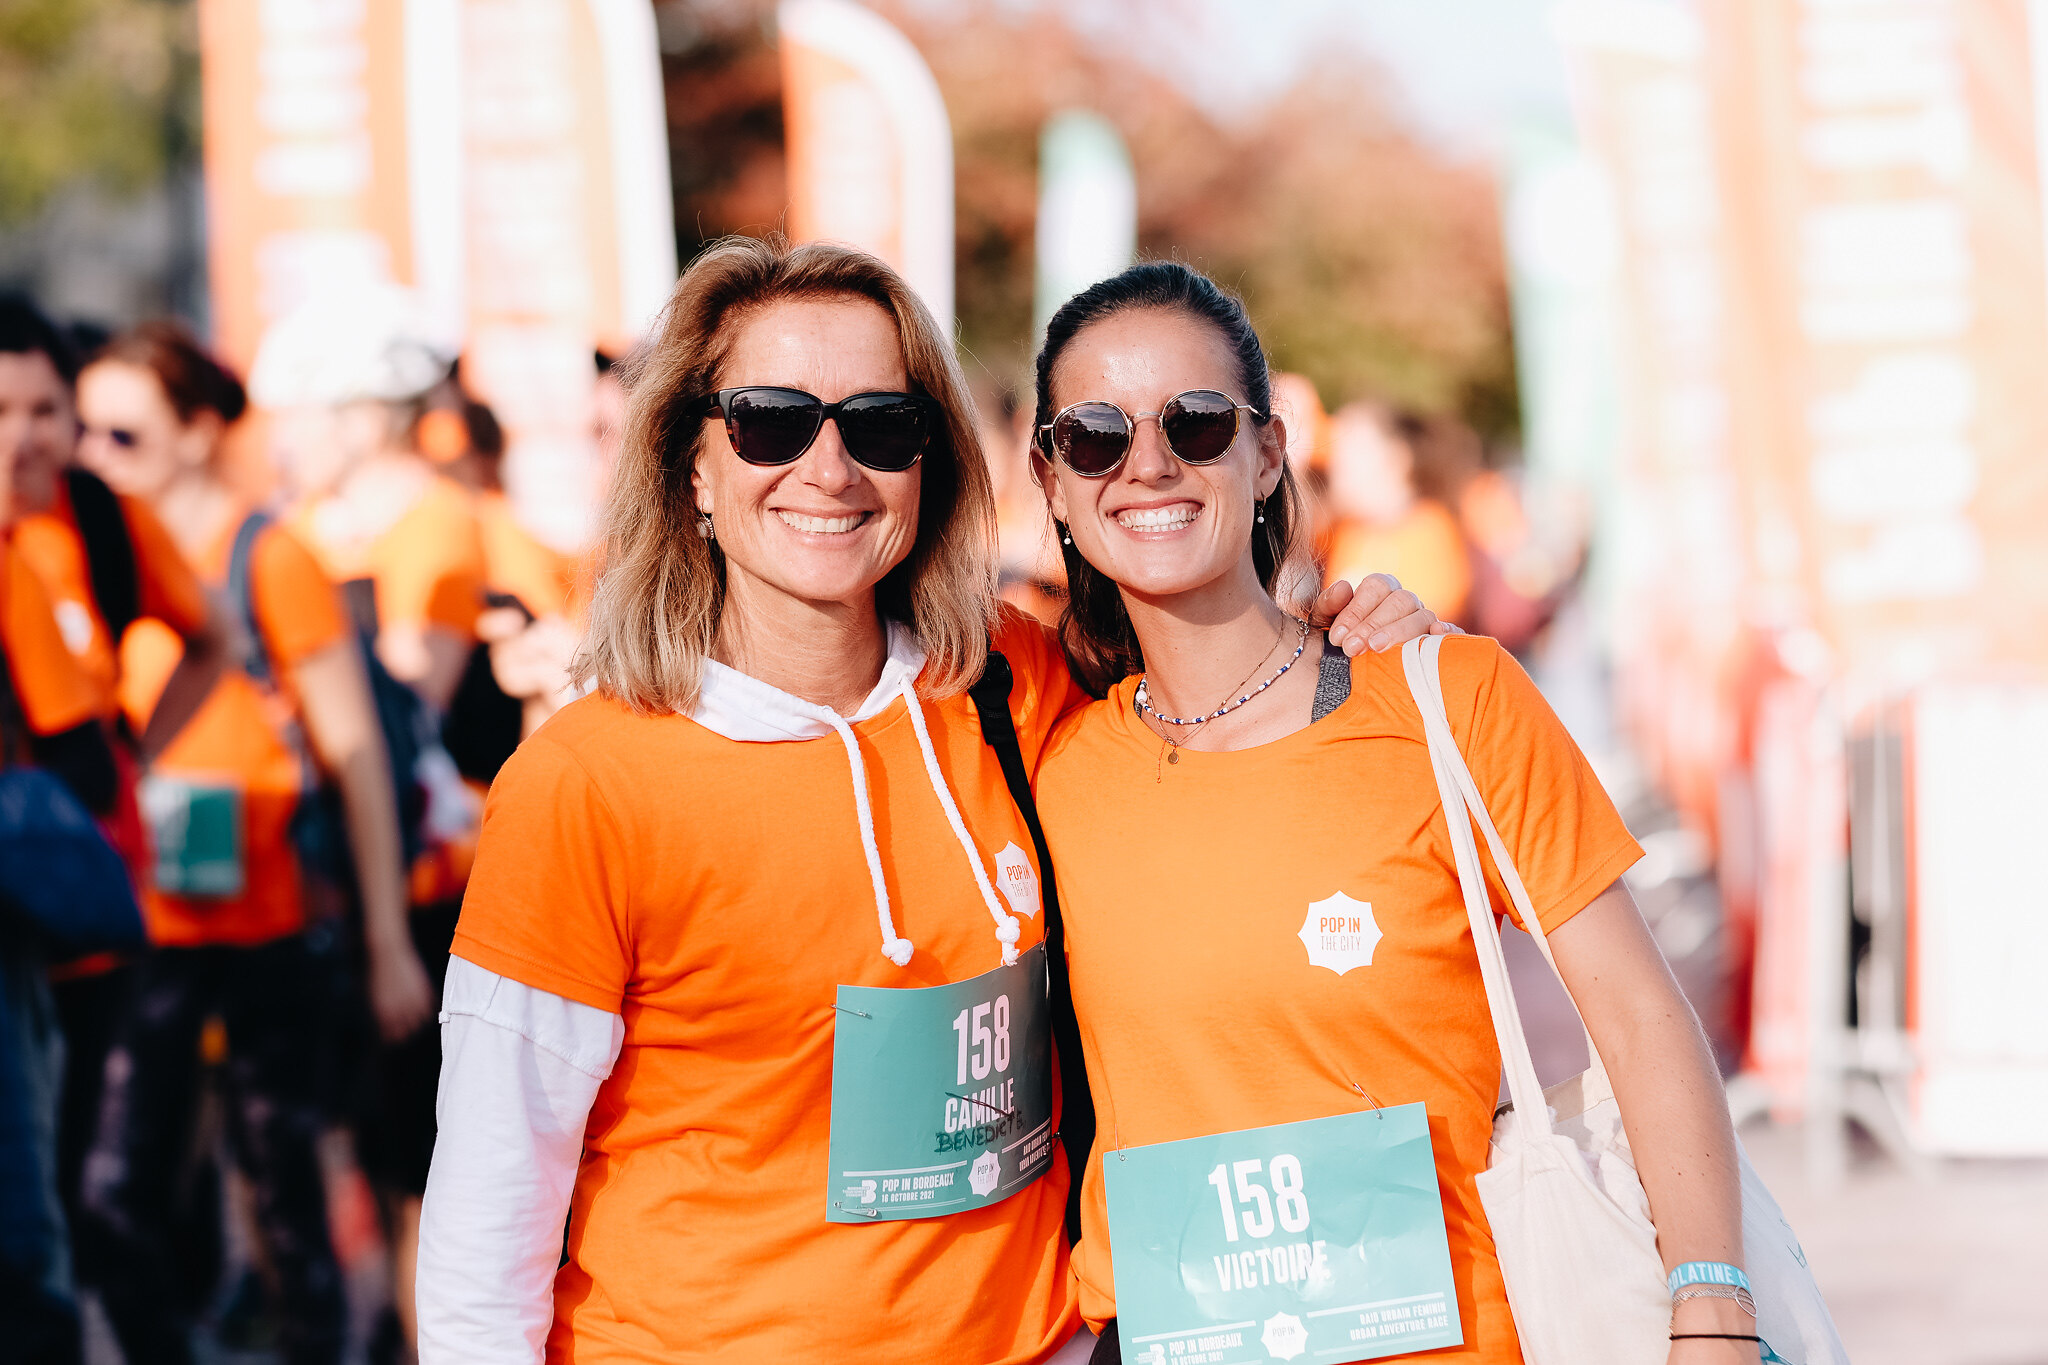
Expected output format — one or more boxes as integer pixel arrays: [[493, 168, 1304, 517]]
[[1668, 1261, 1750, 1295]]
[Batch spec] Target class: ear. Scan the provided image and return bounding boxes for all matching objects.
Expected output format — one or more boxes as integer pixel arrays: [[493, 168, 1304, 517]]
[[1254, 415, 1289, 499], [689, 452, 714, 515], [179, 411, 223, 470], [1034, 447, 1076, 525]]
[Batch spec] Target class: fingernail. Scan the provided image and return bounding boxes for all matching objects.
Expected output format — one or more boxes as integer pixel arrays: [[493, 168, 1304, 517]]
[[1369, 632, 1390, 652], [1327, 627, 1348, 648]]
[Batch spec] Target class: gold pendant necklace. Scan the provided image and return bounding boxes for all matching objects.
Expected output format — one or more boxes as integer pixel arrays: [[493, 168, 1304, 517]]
[[1141, 617, 1306, 781]]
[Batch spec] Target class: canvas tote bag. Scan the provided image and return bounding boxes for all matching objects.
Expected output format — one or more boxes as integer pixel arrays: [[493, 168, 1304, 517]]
[[1400, 636, 1846, 1365]]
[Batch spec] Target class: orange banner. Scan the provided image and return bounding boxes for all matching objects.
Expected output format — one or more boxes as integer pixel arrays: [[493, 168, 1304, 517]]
[[780, 0, 954, 326], [199, 0, 460, 372], [1706, 0, 2048, 686], [459, 0, 675, 551]]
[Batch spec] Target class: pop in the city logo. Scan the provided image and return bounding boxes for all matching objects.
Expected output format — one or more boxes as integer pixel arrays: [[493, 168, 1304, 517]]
[[1260, 1311, 1309, 1361], [1297, 892, 1382, 975], [969, 1150, 1001, 1197], [994, 842, 1040, 919]]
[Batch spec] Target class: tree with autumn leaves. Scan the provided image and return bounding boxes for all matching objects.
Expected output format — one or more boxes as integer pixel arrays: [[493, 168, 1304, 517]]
[[659, 0, 1516, 437]]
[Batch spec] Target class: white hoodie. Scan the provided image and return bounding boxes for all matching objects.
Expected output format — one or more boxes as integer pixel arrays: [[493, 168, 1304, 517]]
[[414, 625, 1032, 1363]]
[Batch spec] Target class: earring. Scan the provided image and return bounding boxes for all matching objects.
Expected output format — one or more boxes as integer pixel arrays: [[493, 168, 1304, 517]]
[[1256, 497, 1266, 524], [697, 512, 715, 540], [1058, 521, 1072, 546]]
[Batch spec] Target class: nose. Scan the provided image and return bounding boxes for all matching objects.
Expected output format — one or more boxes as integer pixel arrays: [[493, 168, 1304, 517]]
[[794, 415, 861, 495], [1122, 411, 1178, 484]]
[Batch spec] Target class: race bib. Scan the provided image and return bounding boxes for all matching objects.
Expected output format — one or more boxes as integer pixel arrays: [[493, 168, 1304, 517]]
[[139, 773, 245, 899], [1105, 1103, 1461, 1364], [826, 942, 1055, 1222]]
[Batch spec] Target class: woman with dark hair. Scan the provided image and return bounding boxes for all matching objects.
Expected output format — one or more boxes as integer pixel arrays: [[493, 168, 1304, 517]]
[[414, 237, 1442, 1363], [1029, 262, 1758, 1365], [73, 322, 428, 1365]]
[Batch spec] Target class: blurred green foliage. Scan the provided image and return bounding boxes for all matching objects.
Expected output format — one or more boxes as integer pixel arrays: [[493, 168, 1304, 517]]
[[0, 0, 199, 223]]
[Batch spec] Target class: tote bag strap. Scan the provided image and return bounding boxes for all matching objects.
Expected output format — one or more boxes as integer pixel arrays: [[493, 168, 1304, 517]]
[[1401, 636, 1615, 1145], [1407, 638, 1617, 1100]]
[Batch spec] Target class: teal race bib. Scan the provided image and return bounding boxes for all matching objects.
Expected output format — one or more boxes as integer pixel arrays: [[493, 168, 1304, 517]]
[[826, 942, 1055, 1223], [139, 774, 245, 899], [1105, 1103, 1461, 1364]]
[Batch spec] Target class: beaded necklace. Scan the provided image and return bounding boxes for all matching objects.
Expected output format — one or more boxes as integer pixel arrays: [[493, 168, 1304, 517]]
[[1135, 616, 1310, 770]]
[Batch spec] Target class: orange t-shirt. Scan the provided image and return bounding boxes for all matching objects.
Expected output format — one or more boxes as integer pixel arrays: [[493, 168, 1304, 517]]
[[1035, 636, 1642, 1362], [453, 610, 1083, 1364], [1, 537, 101, 736], [291, 474, 485, 638], [1325, 500, 1473, 625], [119, 517, 349, 947], [10, 480, 211, 718], [475, 488, 577, 619]]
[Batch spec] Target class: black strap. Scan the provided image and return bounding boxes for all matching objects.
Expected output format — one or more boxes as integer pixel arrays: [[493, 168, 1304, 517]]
[[227, 510, 275, 684], [0, 631, 29, 767], [968, 648, 1094, 1243], [65, 467, 140, 644]]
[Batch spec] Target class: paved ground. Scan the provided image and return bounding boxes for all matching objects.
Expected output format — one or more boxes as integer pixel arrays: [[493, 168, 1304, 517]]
[[1737, 1122, 2048, 1365]]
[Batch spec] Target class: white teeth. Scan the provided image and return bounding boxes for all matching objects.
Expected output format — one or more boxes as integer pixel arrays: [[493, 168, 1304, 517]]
[[1116, 506, 1200, 531], [777, 510, 866, 534]]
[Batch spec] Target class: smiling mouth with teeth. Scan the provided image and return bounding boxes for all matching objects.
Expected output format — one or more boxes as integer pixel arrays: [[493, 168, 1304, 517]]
[[776, 510, 870, 534], [1115, 505, 1202, 532]]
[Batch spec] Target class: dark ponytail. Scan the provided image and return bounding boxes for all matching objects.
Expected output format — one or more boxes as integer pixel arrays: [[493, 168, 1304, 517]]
[[1032, 261, 1307, 696], [94, 319, 248, 426]]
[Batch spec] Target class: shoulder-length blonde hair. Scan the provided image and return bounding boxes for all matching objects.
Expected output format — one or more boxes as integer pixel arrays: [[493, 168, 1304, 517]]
[[578, 236, 998, 714]]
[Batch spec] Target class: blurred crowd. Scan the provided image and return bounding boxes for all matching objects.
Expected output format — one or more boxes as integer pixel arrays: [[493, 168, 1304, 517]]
[[0, 284, 1586, 1364], [0, 287, 620, 1364]]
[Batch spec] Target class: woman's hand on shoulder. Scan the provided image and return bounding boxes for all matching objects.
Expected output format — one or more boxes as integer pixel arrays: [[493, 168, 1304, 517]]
[[1320, 573, 1462, 656]]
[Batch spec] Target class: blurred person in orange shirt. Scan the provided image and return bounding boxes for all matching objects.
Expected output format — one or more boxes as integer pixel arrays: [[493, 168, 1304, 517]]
[[250, 285, 487, 1355], [72, 322, 430, 1365], [1324, 400, 1472, 624], [472, 347, 631, 740], [0, 294, 233, 1307], [0, 458, 130, 1360]]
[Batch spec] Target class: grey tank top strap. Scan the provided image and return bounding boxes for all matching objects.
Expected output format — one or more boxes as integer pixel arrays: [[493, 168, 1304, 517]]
[[1310, 633, 1352, 723]]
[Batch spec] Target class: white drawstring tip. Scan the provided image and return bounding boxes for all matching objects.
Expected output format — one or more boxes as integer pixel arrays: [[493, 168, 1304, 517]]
[[881, 937, 914, 967], [995, 914, 1021, 944]]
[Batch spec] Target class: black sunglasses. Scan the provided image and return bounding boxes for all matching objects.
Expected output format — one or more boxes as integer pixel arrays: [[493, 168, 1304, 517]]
[[687, 387, 935, 472], [1037, 389, 1262, 478]]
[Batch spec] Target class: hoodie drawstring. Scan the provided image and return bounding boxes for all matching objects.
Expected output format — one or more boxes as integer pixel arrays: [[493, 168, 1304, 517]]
[[821, 714, 916, 967], [899, 680, 1022, 966]]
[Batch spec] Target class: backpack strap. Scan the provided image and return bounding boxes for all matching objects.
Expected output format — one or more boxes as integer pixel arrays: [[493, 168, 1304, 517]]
[[967, 648, 1095, 1243], [227, 510, 275, 685], [64, 467, 140, 644]]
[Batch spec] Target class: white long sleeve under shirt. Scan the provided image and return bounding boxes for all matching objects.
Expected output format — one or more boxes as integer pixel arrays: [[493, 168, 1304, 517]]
[[415, 956, 623, 1364]]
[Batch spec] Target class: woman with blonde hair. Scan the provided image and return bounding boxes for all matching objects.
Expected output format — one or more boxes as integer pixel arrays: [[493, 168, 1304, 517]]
[[415, 237, 1442, 1363]]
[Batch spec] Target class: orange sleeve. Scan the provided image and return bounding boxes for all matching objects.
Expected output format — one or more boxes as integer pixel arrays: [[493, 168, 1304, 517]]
[[119, 495, 211, 637], [381, 489, 486, 638], [1440, 635, 1641, 934], [1, 542, 101, 736], [252, 526, 349, 667], [990, 605, 1081, 772], [451, 724, 634, 1012]]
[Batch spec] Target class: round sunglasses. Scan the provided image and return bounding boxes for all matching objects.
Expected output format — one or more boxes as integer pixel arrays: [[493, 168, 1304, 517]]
[[687, 386, 935, 472], [1038, 389, 1262, 477]]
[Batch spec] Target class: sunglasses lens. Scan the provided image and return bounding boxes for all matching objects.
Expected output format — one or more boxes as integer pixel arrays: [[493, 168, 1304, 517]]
[[836, 395, 931, 472], [1053, 403, 1132, 476], [1161, 391, 1241, 464], [725, 389, 823, 465]]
